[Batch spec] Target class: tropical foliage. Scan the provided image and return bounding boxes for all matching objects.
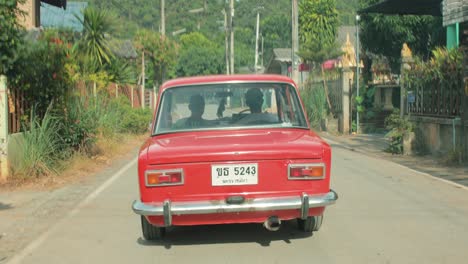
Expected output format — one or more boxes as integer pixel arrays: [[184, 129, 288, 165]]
[[8, 35, 73, 116], [0, 0, 25, 74], [404, 48, 463, 95], [176, 32, 223, 76], [134, 29, 178, 87], [76, 7, 115, 67], [359, 0, 444, 71], [298, 0, 341, 69], [301, 82, 328, 130]]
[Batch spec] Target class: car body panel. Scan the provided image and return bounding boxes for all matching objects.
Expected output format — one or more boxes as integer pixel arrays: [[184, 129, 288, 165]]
[[134, 74, 337, 228]]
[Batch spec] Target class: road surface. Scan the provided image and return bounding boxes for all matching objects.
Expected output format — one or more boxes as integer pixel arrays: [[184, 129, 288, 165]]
[[5, 143, 468, 264]]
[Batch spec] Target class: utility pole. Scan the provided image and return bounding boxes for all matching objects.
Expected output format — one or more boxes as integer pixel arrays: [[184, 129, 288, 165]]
[[223, 9, 230, 75], [254, 8, 261, 73], [229, 0, 235, 74], [261, 35, 264, 68], [141, 52, 145, 109], [291, 0, 300, 84], [0, 75, 8, 182], [356, 15, 361, 133], [161, 0, 165, 36]]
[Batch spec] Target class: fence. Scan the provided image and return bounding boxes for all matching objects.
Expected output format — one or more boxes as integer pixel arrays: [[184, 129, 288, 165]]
[[8, 82, 156, 134], [327, 78, 342, 115], [407, 82, 463, 118], [8, 89, 29, 134]]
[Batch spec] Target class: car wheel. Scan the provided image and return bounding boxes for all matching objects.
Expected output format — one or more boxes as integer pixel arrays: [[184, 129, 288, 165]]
[[297, 215, 323, 232], [141, 216, 166, 241]]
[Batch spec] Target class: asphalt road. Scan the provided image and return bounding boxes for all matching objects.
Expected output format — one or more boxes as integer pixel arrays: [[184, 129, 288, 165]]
[[6, 143, 468, 264]]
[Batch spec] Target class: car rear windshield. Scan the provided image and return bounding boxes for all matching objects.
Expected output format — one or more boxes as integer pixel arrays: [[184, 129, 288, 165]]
[[153, 82, 308, 134]]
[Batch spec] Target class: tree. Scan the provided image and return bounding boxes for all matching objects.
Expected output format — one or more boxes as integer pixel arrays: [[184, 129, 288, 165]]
[[298, 0, 340, 112], [77, 7, 115, 67], [176, 32, 223, 76], [262, 14, 291, 64], [359, 0, 444, 72], [0, 0, 25, 75], [134, 30, 178, 87], [299, 0, 340, 54]]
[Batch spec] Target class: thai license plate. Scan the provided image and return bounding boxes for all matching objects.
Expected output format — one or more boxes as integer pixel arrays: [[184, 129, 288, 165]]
[[211, 164, 258, 186]]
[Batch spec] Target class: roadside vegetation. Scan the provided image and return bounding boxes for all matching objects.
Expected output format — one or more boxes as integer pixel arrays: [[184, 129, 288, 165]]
[[1, 4, 153, 182]]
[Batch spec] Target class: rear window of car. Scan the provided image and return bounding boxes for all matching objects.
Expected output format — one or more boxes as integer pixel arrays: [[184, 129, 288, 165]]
[[153, 82, 308, 134]]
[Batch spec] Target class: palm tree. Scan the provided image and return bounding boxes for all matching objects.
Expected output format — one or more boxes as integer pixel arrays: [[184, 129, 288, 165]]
[[77, 7, 114, 67]]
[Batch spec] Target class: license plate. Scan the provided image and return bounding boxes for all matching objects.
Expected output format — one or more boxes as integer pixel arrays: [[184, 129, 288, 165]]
[[211, 164, 258, 186]]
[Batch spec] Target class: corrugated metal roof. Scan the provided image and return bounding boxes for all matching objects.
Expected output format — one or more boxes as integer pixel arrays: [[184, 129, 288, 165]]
[[41, 0, 67, 9], [40, 1, 87, 32], [443, 0, 468, 26], [273, 48, 292, 62], [359, 0, 442, 16]]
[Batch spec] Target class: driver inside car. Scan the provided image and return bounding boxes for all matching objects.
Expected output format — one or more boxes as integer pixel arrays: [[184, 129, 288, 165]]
[[236, 88, 278, 125], [173, 94, 209, 129]]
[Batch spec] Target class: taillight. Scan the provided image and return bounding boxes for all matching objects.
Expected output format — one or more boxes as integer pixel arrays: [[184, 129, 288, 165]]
[[145, 169, 184, 187], [288, 163, 325, 180]]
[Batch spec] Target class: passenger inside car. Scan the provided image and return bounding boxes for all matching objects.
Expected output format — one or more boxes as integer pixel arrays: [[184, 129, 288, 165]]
[[173, 94, 209, 129], [236, 88, 278, 125]]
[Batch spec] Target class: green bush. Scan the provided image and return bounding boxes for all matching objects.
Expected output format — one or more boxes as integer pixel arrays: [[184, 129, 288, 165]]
[[121, 107, 153, 134], [16, 109, 66, 178], [8, 36, 72, 117], [384, 109, 413, 154], [60, 95, 152, 154], [301, 82, 327, 130]]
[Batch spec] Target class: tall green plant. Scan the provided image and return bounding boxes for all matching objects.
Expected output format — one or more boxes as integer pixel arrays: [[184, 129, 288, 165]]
[[8, 37, 72, 117], [359, 0, 444, 71], [0, 0, 25, 74], [17, 109, 65, 177], [384, 109, 413, 154], [404, 48, 463, 102], [134, 29, 178, 87], [77, 7, 115, 67], [301, 82, 327, 130], [298, 0, 341, 64]]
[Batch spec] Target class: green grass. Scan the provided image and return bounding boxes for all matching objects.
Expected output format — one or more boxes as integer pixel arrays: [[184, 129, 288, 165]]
[[16, 109, 66, 178]]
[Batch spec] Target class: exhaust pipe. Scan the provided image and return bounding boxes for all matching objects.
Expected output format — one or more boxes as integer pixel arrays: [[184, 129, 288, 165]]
[[263, 216, 281, 231]]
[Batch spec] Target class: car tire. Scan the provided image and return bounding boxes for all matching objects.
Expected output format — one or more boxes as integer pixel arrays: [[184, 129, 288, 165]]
[[297, 215, 323, 232], [141, 216, 166, 241]]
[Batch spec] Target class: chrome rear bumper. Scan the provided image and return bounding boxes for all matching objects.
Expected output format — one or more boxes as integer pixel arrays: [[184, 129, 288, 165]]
[[132, 190, 338, 226]]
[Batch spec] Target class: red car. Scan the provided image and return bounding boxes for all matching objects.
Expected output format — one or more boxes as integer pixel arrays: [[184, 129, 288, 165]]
[[133, 74, 338, 240]]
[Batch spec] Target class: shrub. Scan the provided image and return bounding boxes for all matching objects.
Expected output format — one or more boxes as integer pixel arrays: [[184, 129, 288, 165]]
[[16, 109, 66, 178], [301, 82, 327, 130], [8, 36, 72, 117], [384, 109, 413, 154], [121, 107, 153, 134]]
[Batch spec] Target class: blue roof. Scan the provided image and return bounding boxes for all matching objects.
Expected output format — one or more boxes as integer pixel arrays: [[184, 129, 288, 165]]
[[40, 1, 88, 32]]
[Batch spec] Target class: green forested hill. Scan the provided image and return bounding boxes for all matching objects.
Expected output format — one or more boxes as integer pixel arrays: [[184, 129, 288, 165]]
[[81, 0, 357, 73], [86, 0, 358, 37]]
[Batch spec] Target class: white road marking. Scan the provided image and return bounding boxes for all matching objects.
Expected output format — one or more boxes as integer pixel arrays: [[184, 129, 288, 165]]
[[323, 136, 468, 191], [6, 158, 138, 264], [394, 163, 468, 191]]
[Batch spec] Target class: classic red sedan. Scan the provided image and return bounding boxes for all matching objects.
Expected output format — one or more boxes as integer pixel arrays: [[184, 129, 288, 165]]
[[133, 74, 338, 240]]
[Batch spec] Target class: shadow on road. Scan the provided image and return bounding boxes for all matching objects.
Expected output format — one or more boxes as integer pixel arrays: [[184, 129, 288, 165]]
[[136, 220, 312, 249], [0, 202, 13, 210]]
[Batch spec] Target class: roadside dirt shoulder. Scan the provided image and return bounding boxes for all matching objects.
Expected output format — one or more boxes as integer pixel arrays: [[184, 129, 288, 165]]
[[319, 132, 468, 188], [0, 134, 145, 263]]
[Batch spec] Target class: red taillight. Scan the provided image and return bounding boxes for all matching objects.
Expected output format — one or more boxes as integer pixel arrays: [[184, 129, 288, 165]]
[[288, 164, 325, 180], [146, 169, 184, 186]]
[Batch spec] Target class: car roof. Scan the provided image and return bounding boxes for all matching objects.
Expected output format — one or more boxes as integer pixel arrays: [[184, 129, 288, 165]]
[[160, 74, 296, 92]]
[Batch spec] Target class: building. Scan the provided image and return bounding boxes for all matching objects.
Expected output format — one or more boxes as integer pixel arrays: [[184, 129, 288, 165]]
[[18, 0, 67, 30]]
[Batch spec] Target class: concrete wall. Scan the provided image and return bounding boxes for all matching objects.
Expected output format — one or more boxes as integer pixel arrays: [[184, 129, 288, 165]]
[[18, 0, 40, 29], [410, 116, 467, 156], [7, 132, 24, 172]]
